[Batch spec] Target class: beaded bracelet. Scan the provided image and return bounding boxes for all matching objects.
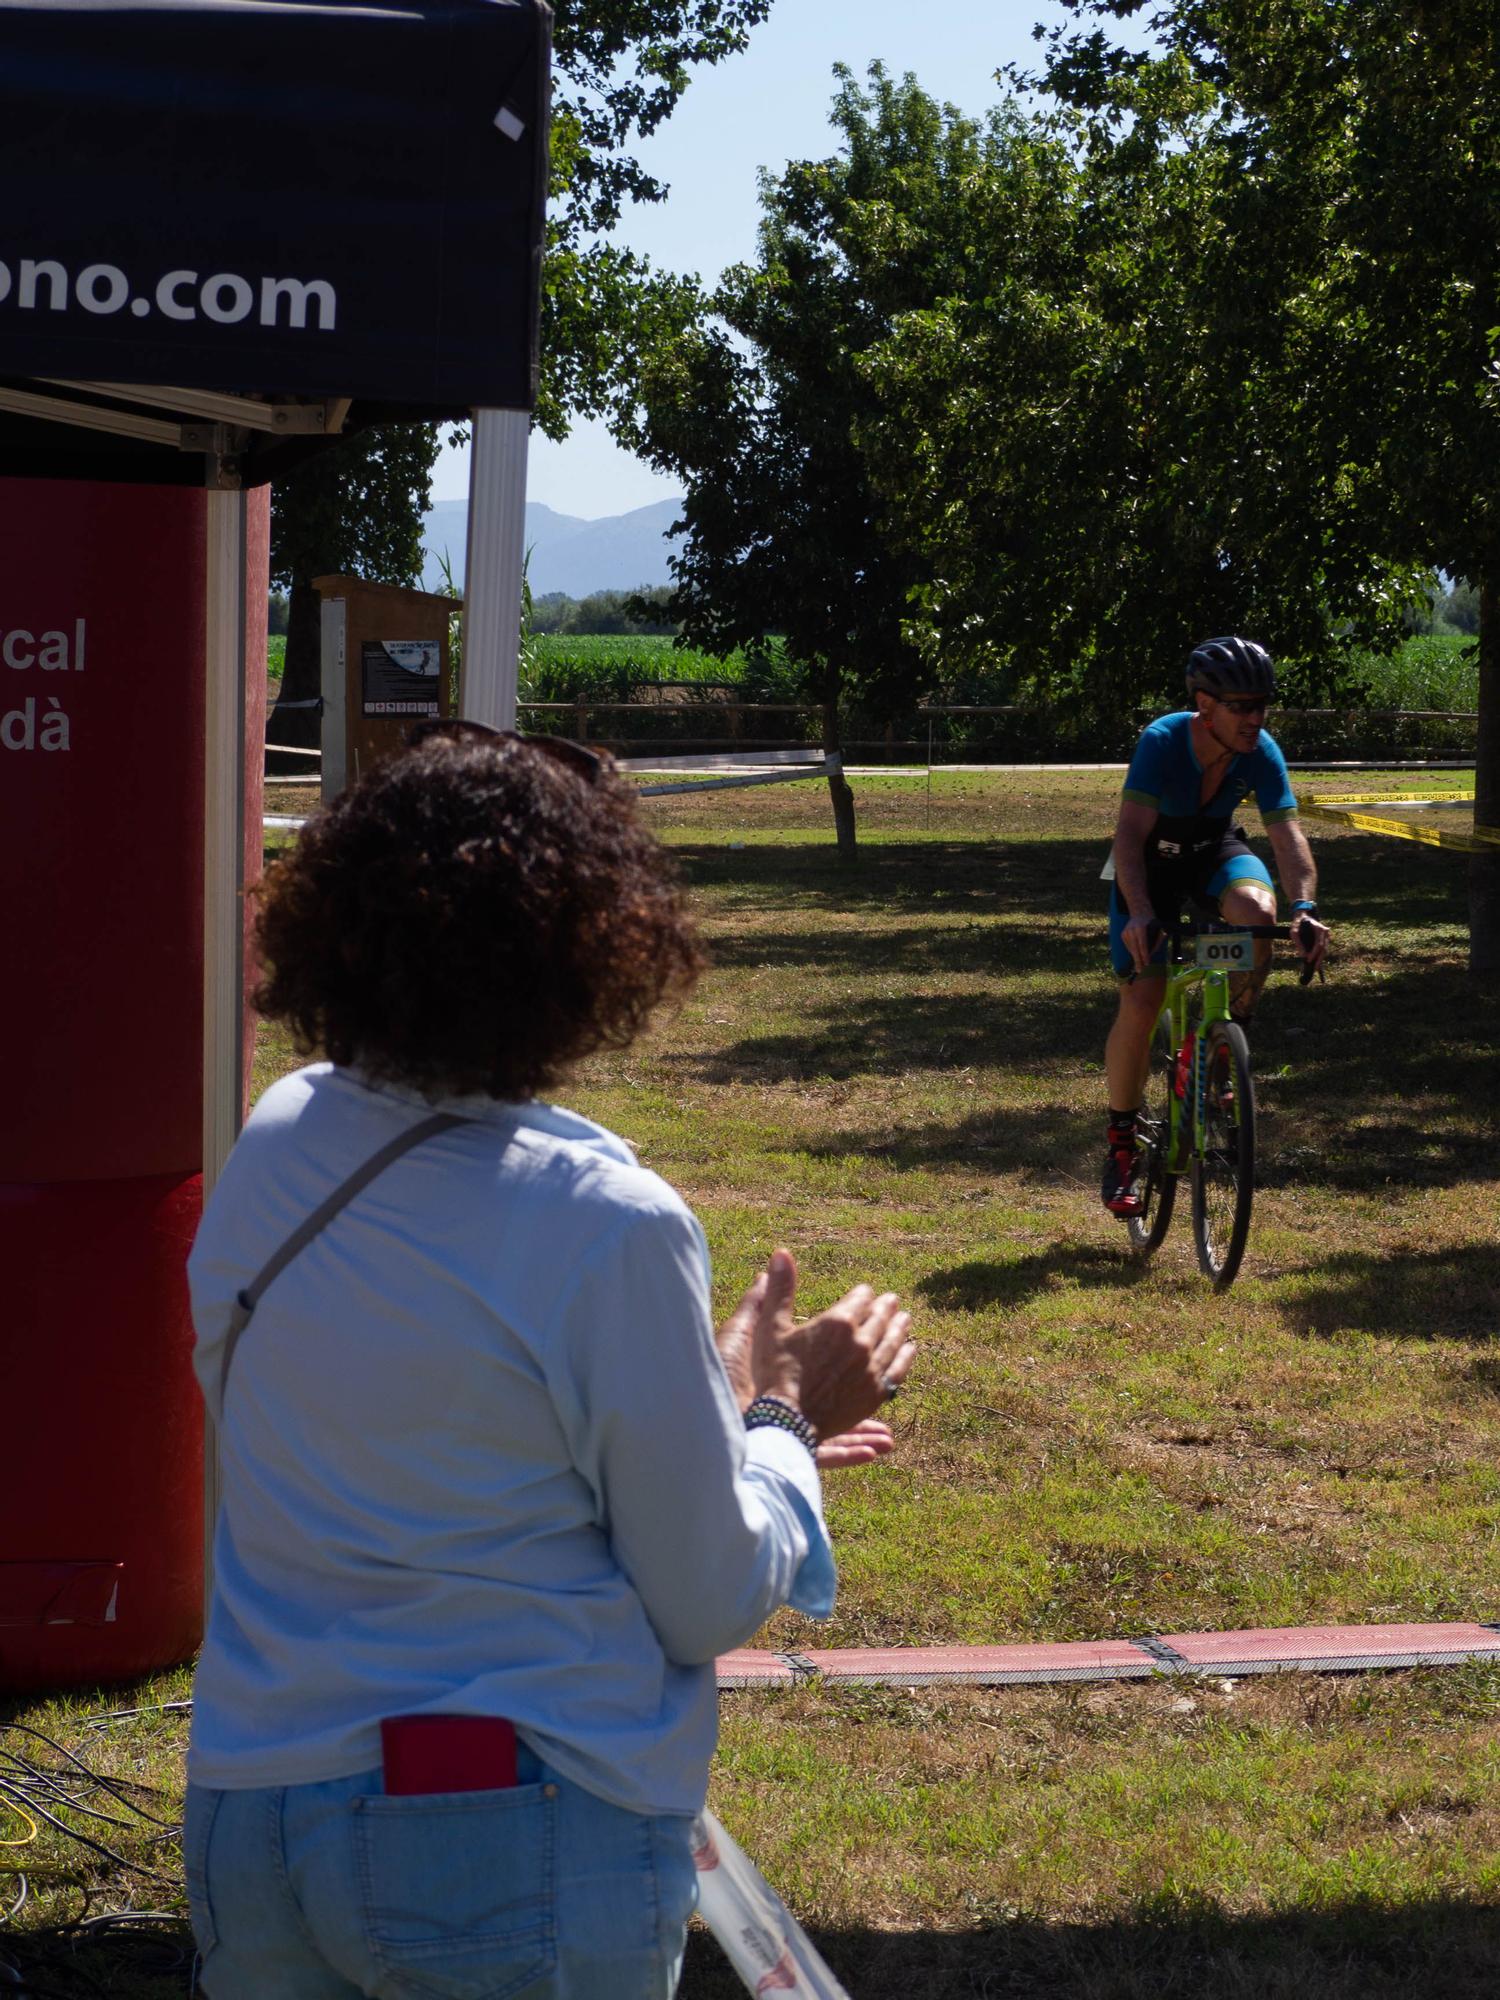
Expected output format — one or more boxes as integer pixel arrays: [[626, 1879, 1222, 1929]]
[[744, 1395, 817, 1455]]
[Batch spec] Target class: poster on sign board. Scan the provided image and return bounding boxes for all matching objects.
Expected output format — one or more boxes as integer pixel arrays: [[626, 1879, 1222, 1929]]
[[362, 640, 441, 718]]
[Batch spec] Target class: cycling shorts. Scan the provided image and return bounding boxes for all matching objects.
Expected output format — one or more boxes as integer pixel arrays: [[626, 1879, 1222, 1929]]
[[1108, 824, 1274, 977]]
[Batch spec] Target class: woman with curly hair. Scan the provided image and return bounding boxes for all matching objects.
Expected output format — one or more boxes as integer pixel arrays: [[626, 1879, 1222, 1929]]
[[183, 724, 915, 2000]]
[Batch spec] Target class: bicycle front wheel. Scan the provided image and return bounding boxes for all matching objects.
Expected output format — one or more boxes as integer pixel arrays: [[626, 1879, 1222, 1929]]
[[1191, 1020, 1255, 1290], [1127, 1015, 1179, 1257]]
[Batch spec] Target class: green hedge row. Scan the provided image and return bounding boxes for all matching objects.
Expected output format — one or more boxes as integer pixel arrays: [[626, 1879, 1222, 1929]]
[[520, 632, 1478, 712], [267, 629, 1479, 726]]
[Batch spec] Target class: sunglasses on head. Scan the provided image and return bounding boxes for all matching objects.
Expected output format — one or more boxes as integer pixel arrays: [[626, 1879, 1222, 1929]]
[[1216, 696, 1270, 717], [406, 717, 604, 785]]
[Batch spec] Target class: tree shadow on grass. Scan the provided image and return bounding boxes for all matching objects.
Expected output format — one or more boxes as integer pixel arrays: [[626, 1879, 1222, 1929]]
[[682, 1898, 1500, 1999], [706, 916, 1102, 979], [1258, 1119, 1498, 1194], [1282, 1245, 1500, 1342], [1462, 1354, 1500, 1396], [918, 1243, 1145, 1310], [676, 837, 1108, 916], [0, 1917, 197, 1997], [1249, 957, 1499, 1192], [674, 991, 1110, 1085], [679, 995, 1103, 1084], [667, 831, 1496, 1190], [801, 1105, 1089, 1179]]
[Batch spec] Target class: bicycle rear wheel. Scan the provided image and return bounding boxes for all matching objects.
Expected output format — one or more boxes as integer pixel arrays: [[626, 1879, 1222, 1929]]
[[1126, 1015, 1179, 1257], [1191, 1020, 1255, 1290]]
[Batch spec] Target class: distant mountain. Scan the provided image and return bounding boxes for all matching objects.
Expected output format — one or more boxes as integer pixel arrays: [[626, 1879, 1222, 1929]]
[[420, 496, 684, 599]]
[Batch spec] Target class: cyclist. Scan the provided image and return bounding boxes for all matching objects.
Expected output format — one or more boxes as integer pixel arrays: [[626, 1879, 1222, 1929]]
[[1101, 637, 1330, 1216]]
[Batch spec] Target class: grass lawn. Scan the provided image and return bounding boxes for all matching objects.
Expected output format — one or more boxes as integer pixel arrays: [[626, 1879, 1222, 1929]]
[[6, 768, 1498, 1998]]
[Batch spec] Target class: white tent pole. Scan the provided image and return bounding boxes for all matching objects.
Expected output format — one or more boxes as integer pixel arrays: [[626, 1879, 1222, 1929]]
[[319, 592, 348, 804], [459, 406, 529, 728], [202, 483, 248, 1601]]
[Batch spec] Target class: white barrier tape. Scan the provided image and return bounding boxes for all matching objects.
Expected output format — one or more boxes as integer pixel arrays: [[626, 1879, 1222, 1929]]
[[264, 743, 323, 760], [259, 753, 834, 829], [635, 752, 839, 799], [637, 765, 832, 799], [618, 748, 829, 772], [692, 1810, 852, 1999]]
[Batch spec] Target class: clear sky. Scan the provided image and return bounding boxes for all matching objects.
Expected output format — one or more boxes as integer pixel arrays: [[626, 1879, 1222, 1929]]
[[432, 0, 1134, 517]]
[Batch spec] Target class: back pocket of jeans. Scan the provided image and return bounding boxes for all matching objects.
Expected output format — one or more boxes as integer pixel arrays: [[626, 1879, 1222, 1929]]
[[352, 1785, 557, 2000]]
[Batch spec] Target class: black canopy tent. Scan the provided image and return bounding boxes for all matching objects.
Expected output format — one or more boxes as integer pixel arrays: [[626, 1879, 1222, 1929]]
[[0, 2, 551, 1564], [0, 0, 548, 483]]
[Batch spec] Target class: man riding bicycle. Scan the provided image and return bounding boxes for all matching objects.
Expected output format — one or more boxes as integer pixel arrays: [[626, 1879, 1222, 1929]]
[[1101, 637, 1330, 1217]]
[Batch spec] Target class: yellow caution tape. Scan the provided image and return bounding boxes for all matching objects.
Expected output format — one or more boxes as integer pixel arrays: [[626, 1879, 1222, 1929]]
[[1302, 790, 1474, 807], [1301, 801, 1500, 852]]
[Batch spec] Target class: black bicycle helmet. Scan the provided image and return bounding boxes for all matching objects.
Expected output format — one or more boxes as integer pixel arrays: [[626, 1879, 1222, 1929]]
[[1185, 636, 1276, 699]]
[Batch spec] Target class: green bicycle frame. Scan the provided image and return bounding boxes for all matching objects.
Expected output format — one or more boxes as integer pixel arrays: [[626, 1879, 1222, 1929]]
[[1152, 959, 1237, 1174]]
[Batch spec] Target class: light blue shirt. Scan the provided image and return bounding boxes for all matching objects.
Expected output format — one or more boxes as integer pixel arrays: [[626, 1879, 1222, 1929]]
[[187, 1064, 834, 1815]]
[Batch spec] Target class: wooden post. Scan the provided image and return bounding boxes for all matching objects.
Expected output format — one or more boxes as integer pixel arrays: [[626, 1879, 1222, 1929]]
[[1471, 574, 1499, 976], [820, 691, 857, 862]]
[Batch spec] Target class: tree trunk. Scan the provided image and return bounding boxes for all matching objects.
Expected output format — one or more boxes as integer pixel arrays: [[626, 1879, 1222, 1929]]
[[1470, 572, 1500, 977], [820, 694, 857, 863], [265, 578, 323, 777]]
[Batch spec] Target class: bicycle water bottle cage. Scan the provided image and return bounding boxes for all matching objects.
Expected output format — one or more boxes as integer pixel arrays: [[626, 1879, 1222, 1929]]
[[1174, 1037, 1193, 1099]]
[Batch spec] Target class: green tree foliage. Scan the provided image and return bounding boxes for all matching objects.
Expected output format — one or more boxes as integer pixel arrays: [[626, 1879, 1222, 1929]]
[[1023, 1, 1500, 965], [1404, 577, 1481, 639], [1444, 580, 1482, 639], [539, 1, 771, 436], [633, 66, 999, 855], [633, 56, 1428, 840], [270, 428, 438, 594], [268, 427, 442, 752], [270, 3, 770, 742], [530, 586, 678, 635], [859, 62, 1427, 725]]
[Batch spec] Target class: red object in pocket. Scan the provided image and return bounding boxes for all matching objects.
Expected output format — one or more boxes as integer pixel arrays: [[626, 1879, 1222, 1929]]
[[380, 1715, 519, 1795]]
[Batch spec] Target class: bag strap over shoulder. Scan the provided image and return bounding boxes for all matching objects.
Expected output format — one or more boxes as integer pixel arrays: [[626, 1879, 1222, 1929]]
[[218, 1111, 473, 1402]]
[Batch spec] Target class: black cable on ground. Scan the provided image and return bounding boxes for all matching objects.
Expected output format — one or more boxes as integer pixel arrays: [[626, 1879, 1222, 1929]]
[[0, 1713, 193, 1995]]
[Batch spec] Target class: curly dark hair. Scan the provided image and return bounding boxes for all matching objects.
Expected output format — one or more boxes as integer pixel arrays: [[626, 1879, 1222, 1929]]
[[253, 734, 705, 1099]]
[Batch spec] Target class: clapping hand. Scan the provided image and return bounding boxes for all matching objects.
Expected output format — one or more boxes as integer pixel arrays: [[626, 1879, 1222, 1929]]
[[715, 1248, 915, 1467]]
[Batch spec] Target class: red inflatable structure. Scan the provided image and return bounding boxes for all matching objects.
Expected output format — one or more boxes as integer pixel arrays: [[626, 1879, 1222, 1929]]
[[0, 481, 267, 1691], [0, 0, 547, 1694]]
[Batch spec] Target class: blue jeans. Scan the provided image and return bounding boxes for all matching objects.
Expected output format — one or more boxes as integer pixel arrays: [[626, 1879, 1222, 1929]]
[[183, 1744, 698, 1999]]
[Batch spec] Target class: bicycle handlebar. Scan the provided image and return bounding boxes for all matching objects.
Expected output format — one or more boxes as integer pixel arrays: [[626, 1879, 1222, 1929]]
[[1177, 920, 1294, 940], [1143, 917, 1327, 985]]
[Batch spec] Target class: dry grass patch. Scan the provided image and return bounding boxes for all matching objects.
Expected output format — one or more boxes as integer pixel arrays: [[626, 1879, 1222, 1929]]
[[4, 769, 1494, 1996], [688, 1667, 1500, 1997]]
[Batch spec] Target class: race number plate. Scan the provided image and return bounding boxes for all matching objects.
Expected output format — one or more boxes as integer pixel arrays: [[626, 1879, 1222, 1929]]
[[1195, 932, 1254, 969]]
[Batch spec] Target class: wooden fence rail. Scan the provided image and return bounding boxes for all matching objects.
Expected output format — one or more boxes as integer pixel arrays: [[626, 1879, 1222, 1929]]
[[270, 703, 1481, 768]]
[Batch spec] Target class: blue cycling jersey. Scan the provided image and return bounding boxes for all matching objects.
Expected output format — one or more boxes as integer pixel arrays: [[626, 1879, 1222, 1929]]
[[1107, 711, 1296, 976], [1122, 711, 1298, 838]]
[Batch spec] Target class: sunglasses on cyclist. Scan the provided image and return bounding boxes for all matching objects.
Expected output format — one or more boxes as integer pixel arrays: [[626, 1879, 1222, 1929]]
[[1215, 696, 1270, 717], [406, 717, 604, 786]]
